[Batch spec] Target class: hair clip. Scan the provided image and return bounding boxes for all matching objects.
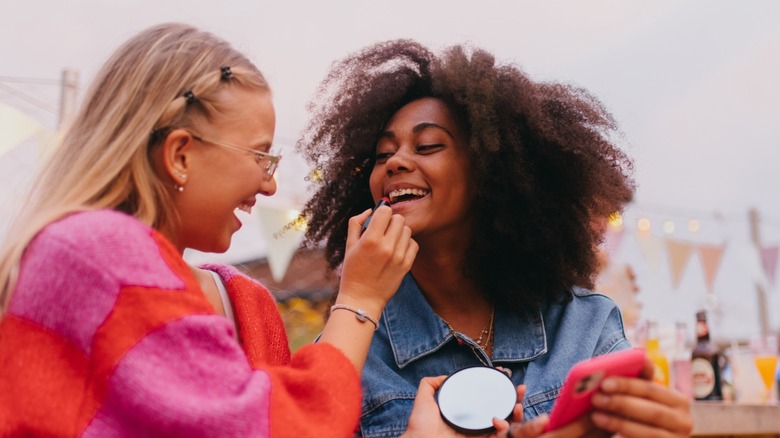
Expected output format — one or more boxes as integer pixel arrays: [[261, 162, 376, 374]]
[[183, 90, 196, 105], [220, 66, 234, 81]]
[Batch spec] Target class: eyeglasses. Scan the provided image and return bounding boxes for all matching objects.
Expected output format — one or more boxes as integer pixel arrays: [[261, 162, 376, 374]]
[[188, 131, 281, 179]]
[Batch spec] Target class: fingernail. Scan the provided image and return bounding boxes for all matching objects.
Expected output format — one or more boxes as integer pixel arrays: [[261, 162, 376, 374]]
[[592, 393, 609, 406], [592, 412, 609, 425], [601, 378, 618, 392]]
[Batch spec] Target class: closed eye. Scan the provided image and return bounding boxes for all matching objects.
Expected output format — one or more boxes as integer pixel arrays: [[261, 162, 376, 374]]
[[416, 144, 444, 153], [375, 151, 394, 163]]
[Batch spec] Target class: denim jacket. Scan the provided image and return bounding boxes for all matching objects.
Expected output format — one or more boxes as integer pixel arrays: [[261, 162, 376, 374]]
[[359, 274, 629, 438]]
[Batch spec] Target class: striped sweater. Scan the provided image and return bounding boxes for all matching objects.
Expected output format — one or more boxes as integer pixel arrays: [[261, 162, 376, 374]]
[[0, 210, 361, 437]]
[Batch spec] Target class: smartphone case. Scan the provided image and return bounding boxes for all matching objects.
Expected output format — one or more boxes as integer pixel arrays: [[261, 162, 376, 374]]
[[545, 348, 646, 431]]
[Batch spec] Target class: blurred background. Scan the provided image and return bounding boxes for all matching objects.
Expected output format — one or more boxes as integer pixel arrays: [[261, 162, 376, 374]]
[[2, 0, 778, 351]]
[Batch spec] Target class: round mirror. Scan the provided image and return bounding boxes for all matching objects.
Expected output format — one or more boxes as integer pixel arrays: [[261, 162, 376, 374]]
[[436, 366, 516, 434]]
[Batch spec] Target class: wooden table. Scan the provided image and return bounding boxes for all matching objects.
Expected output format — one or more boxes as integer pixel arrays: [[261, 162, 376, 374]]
[[691, 402, 780, 437]]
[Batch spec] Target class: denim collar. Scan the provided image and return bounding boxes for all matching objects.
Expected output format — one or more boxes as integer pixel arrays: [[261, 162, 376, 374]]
[[382, 273, 548, 368]]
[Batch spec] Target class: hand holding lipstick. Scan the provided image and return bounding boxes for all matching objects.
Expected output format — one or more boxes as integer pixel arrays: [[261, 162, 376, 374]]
[[319, 196, 417, 372], [361, 197, 392, 235], [340, 196, 417, 312]]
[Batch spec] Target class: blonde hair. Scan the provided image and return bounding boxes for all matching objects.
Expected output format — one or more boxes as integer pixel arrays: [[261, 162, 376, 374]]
[[0, 23, 269, 312]]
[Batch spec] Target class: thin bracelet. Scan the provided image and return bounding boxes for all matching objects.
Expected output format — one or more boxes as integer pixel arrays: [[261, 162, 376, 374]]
[[330, 304, 379, 331]]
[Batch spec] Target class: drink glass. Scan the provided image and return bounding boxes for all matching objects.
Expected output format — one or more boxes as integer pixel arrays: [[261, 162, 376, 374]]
[[750, 335, 779, 403]]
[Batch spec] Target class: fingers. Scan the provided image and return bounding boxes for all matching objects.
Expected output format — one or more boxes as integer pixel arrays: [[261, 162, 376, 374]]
[[350, 206, 416, 269], [499, 414, 548, 438], [346, 208, 373, 244], [355, 205, 393, 239], [512, 384, 527, 423], [592, 377, 693, 436], [417, 375, 448, 395], [591, 411, 685, 438], [340, 205, 417, 306], [544, 415, 598, 437], [638, 357, 655, 381], [600, 375, 689, 410]]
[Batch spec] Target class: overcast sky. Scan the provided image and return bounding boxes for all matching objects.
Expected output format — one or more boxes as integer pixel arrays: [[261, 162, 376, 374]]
[[3, 1, 778, 214], [2, 0, 779, 338]]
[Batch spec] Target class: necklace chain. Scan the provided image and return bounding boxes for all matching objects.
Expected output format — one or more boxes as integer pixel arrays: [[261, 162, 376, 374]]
[[440, 306, 495, 356]]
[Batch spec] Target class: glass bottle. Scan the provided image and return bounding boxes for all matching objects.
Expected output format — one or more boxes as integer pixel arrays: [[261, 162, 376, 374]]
[[690, 310, 723, 400], [646, 320, 670, 387], [671, 321, 693, 399]]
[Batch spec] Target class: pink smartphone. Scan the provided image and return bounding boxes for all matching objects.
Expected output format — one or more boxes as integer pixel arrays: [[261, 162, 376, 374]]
[[545, 348, 646, 432]]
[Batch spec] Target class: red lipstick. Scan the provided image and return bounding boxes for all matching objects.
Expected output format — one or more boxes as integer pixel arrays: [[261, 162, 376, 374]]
[[361, 197, 392, 234]]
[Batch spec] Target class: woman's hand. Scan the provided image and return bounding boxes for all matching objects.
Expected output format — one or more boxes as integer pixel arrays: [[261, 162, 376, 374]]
[[319, 206, 417, 372], [402, 376, 526, 438], [589, 358, 693, 437], [499, 415, 609, 438], [337, 206, 418, 315]]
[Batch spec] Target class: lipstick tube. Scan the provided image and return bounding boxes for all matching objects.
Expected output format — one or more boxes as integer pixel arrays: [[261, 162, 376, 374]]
[[361, 197, 392, 234]]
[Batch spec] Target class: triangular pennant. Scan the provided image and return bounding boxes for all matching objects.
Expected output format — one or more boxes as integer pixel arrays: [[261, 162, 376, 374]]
[[760, 245, 779, 287], [0, 102, 44, 158], [697, 243, 726, 293], [257, 206, 305, 282], [665, 238, 694, 289], [737, 241, 770, 288], [36, 129, 60, 159], [635, 233, 663, 274]]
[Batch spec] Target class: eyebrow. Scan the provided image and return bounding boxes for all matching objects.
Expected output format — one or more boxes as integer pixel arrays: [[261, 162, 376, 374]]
[[378, 122, 454, 141]]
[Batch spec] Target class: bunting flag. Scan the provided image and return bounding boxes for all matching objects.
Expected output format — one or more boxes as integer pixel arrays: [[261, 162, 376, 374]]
[[0, 102, 45, 158], [665, 238, 694, 289], [698, 243, 727, 293], [736, 241, 769, 288], [257, 206, 305, 282], [635, 233, 664, 274], [760, 245, 779, 288]]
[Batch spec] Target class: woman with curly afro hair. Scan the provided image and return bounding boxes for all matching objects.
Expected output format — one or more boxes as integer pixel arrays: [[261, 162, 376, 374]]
[[298, 40, 692, 437]]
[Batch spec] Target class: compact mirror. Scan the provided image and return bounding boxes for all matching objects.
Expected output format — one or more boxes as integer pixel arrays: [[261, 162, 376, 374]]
[[436, 366, 517, 434]]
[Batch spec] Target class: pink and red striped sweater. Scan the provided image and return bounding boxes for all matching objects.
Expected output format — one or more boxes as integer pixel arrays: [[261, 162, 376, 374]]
[[0, 210, 361, 437]]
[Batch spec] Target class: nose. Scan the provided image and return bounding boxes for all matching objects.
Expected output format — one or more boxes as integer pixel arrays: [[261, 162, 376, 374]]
[[385, 149, 415, 176], [259, 174, 277, 196]]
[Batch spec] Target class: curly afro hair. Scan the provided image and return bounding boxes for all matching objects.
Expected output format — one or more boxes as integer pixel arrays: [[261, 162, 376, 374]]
[[297, 39, 634, 316]]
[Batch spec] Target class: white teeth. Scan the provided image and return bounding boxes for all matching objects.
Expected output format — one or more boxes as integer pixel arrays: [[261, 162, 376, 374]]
[[235, 204, 252, 215], [388, 188, 430, 203]]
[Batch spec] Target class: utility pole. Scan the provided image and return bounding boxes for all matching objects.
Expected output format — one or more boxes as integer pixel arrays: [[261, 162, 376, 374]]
[[58, 69, 79, 130], [748, 208, 770, 336]]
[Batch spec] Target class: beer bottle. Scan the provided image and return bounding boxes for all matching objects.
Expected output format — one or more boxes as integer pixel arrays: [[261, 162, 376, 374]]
[[691, 310, 723, 400]]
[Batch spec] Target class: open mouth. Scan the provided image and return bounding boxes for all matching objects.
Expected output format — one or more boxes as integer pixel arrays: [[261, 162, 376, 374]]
[[389, 188, 430, 204], [235, 202, 253, 215]]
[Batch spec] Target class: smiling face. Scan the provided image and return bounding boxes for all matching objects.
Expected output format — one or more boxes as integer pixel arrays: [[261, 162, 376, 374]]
[[169, 86, 277, 253], [369, 97, 475, 243]]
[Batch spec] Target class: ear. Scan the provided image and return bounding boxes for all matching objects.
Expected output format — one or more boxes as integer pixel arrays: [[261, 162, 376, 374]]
[[160, 128, 196, 186]]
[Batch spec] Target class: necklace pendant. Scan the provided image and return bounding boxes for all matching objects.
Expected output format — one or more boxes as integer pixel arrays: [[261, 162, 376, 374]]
[[456, 338, 463, 345]]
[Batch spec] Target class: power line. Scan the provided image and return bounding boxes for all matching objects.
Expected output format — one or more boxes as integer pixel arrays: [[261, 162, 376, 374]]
[[0, 76, 60, 86], [0, 83, 58, 114], [629, 201, 780, 228]]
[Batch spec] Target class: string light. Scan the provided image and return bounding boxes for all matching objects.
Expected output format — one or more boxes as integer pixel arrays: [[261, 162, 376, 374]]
[[637, 218, 651, 233], [608, 211, 623, 229], [688, 219, 701, 233], [663, 220, 676, 234], [287, 209, 308, 231], [306, 168, 323, 182]]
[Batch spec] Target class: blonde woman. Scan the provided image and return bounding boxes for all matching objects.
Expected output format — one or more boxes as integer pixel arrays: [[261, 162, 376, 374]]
[[0, 23, 423, 436]]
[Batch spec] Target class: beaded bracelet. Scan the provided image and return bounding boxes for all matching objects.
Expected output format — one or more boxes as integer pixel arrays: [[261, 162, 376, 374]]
[[330, 304, 379, 331]]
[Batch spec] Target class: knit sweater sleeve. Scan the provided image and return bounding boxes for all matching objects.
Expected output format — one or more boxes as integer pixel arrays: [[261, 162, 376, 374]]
[[202, 263, 363, 438], [0, 210, 361, 437]]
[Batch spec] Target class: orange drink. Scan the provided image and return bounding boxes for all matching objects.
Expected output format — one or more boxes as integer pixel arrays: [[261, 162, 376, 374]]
[[754, 355, 778, 390], [750, 335, 779, 403]]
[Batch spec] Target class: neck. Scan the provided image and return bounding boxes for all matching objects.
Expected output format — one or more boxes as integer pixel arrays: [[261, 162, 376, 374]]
[[411, 243, 492, 339]]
